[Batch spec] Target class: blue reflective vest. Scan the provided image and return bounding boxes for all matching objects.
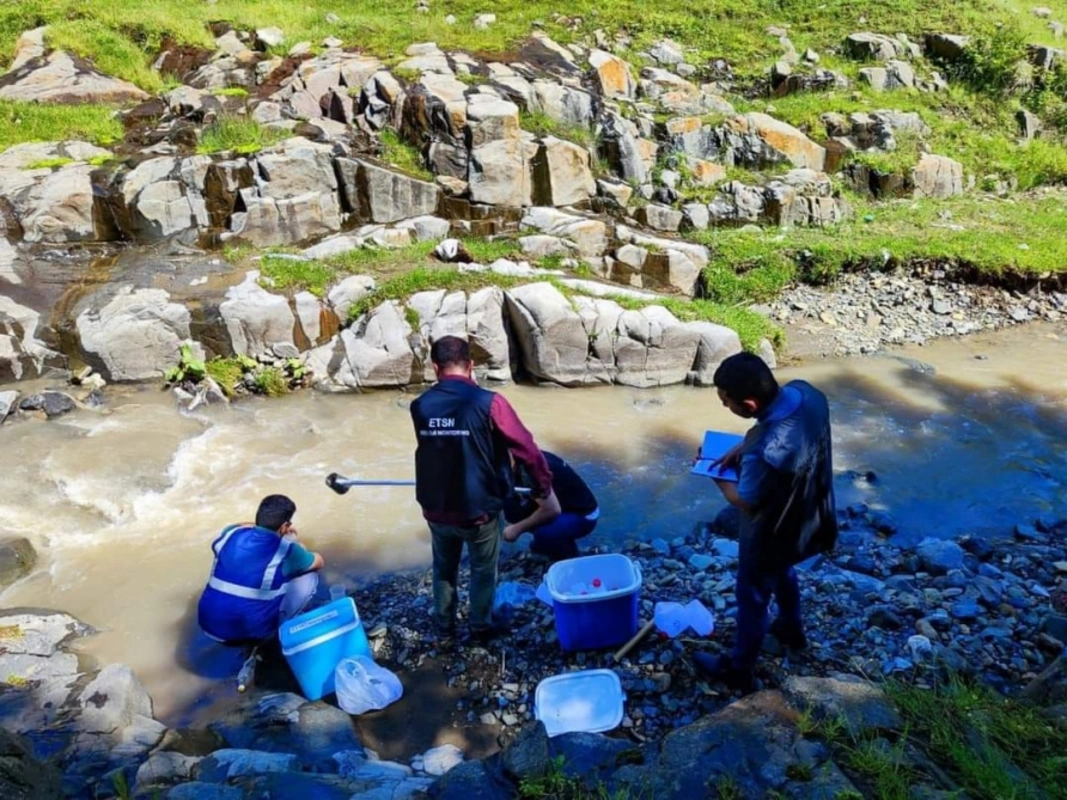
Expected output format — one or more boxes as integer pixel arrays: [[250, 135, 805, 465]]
[[197, 524, 293, 643]]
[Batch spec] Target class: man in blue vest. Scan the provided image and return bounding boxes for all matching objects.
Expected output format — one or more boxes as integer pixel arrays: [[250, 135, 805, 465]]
[[503, 450, 599, 561], [198, 495, 325, 644], [694, 353, 837, 691], [411, 336, 553, 642]]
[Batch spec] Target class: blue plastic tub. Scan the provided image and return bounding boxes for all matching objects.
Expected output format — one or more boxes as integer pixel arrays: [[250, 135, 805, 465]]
[[279, 597, 372, 701], [545, 554, 642, 651]]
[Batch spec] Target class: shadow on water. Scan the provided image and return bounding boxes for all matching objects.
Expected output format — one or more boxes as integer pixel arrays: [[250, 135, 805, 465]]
[[158, 359, 1067, 760]]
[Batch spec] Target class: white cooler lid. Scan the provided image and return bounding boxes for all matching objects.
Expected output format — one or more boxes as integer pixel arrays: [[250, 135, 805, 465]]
[[534, 669, 625, 737]]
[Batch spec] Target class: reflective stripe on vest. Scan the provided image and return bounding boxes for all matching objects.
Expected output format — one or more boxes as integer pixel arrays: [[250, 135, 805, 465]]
[[206, 528, 293, 601]]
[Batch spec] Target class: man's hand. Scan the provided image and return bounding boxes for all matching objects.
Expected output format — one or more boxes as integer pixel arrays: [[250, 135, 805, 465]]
[[711, 442, 744, 471], [503, 524, 522, 543]]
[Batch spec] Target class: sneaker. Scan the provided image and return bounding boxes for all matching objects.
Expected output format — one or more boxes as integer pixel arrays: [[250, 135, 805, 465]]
[[768, 619, 808, 651], [692, 652, 755, 693]]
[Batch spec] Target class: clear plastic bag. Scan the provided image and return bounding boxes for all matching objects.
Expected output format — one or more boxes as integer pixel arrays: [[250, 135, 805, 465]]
[[335, 656, 403, 715]]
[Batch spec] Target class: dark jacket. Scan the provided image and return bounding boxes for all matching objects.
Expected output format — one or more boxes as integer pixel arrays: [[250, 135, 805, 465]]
[[738, 380, 837, 572]]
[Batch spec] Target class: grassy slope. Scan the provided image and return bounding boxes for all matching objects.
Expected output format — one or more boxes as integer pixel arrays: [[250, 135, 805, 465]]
[[0, 0, 1026, 88], [4, 1, 1067, 346]]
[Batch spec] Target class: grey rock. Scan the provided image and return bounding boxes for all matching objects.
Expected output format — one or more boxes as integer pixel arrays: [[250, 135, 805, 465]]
[[220, 272, 296, 358], [429, 758, 511, 799], [912, 153, 964, 199], [845, 32, 907, 62], [917, 538, 966, 575], [649, 39, 686, 65], [196, 749, 300, 782], [76, 288, 198, 382], [0, 51, 149, 104], [635, 204, 684, 232], [19, 391, 75, 418], [0, 728, 64, 799], [336, 158, 441, 224], [135, 752, 201, 790], [502, 722, 551, 781], [0, 537, 37, 589], [73, 664, 153, 734], [209, 693, 363, 770], [531, 136, 597, 207], [782, 675, 903, 736], [418, 744, 464, 776], [0, 390, 17, 423]]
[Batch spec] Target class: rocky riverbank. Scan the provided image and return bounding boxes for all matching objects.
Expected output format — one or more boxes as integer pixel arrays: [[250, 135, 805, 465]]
[[4, 497, 1065, 798]]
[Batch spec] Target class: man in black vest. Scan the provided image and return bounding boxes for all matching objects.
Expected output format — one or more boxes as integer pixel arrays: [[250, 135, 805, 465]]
[[503, 450, 599, 561], [411, 336, 553, 642], [694, 353, 837, 690]]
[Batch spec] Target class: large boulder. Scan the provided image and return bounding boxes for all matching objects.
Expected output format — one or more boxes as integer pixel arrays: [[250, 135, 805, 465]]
[[407, 287, 510, 382], [687, 321, 743, 385], [219, 273, 297, 357], [520, 208, 608, 259], [308, 301, 415, 390], [578, 298, 702, 388], [599, 112, 658, 184], [530, 81, 595, 129], [75, 287, 198, 381], [0, 143, 111, 243], [506, 282, 610, 386], [911, 153, 964, 199], [0, 295, 62, 380], [707, 170, 848, 228], [0, 51, 149, 104], [844, 33, 911, 62], [588, 50, 635, 99], [116, 156, 211, 241], [226, 139, 342, 247], [613, 225, 708, 296], [335, 159, 441, 223], [721, 113, 826, 171], [468, 136, 539, 207], [531, 136, 597, 207]]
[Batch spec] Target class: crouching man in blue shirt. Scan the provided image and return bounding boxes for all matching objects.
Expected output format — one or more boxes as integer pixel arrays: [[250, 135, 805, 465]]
[[198, 495, 325, 644], [695, 353, 838, 691]]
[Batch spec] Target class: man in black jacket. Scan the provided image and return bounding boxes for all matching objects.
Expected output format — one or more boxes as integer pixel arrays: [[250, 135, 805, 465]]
[[410, 336, 553, 641], [695, 353, 837, 690], [503, 450, 599, 561]]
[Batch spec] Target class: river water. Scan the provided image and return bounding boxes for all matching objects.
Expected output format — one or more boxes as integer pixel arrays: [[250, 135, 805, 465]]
[[2, 324, 1066, 725]]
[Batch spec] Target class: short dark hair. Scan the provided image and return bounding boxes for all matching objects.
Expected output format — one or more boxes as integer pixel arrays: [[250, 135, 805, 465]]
[[256, 495, 296, 531], [713, 353, 779, 406], [430, 335, 471, 369]]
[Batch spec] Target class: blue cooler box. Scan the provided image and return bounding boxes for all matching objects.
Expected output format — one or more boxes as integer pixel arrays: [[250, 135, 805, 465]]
[[545, 554, 642, 651], [280, 597, 372, 701]]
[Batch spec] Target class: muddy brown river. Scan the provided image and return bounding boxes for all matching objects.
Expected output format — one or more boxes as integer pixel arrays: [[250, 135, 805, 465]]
[[2, 324, 1066, 726]]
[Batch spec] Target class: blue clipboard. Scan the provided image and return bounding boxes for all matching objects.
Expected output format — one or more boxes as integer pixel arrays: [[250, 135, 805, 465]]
[[690, 431, 744, 483]]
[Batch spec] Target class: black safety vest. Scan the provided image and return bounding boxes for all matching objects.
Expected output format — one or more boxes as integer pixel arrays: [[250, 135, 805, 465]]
[[410, 378, 511, 520]]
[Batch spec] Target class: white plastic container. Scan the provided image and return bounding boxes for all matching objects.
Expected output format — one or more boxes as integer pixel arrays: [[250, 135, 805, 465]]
[[534, 669, 625, 737]]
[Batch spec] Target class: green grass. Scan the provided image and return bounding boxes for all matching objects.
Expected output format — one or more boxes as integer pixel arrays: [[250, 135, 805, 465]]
[[520, 110, 595, 148], [22, 156, 73, 170], [196, 116, 286, 155], [0, 0, 1029, 92], [205, 356, 253, 396], [346, 264, 525, 322], [378, 129, 433, 180], [253, 366, 289, 397], [518, 755, 639, 800], [691, 192, 1067, 308], [259, 254, 339, 297], [0, 101, 122, 152], [212, 87, 250, 98]]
